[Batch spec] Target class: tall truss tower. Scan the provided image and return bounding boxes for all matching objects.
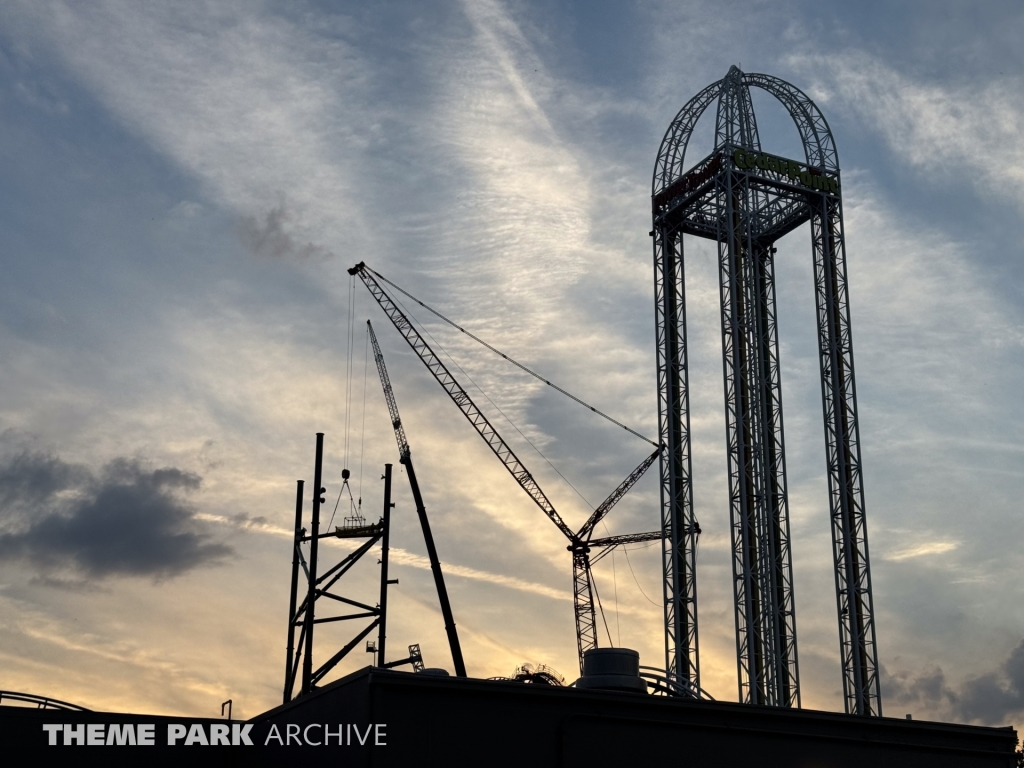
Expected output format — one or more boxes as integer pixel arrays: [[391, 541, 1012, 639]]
[[652, 66, 881, 715]]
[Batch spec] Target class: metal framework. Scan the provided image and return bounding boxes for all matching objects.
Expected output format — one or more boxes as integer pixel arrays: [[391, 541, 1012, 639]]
[[349, 263, 671, 679], [283, 435, 394, 702], [652, 66, 880, 714]]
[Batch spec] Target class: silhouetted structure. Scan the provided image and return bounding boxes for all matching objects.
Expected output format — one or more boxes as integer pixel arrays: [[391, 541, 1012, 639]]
[[653, 66, 879, 714]]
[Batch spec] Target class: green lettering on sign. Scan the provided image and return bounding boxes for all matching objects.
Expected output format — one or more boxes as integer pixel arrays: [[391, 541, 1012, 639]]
[[730, 148, 840, 196]]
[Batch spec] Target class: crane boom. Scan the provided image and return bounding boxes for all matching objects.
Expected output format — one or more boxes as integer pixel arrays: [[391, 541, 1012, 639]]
[[350, 262, 574, 541], [589, 531, 664, 567], [366, 320, 467, 678], [367, 320, 410, 459], [352, 261, 665, 674], [577, 448, 661, 541], [590, 530, 663, 551]]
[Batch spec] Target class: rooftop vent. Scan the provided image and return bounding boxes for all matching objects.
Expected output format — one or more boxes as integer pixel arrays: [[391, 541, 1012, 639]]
[[574, 648, 647, 694]]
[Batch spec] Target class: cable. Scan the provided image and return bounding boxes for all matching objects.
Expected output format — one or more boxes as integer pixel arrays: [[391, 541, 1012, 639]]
[[599, 519, 621, 645], [343, 278, 357, 469], [332, 276, 358, 532], [327, 483, 344, 530], [357, 325, 369, 511], [590, 567, 615, 646], [389, 290, 594, 509], [622, 544, 660, 607], [367, 266, 658, 448], [327, 477, 362, 531], [612, 549, 620, 646]]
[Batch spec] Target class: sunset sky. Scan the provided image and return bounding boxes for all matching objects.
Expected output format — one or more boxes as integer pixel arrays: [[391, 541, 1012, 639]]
[[2, 0, 1023, 728]]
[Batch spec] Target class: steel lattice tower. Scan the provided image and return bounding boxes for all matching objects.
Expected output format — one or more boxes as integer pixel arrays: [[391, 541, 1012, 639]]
[[652, 66, 881, 715]]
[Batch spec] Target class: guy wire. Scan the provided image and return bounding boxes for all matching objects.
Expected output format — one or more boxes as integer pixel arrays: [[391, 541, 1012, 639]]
[[388, 289, 594, 510], [367, 266, 658, 448]]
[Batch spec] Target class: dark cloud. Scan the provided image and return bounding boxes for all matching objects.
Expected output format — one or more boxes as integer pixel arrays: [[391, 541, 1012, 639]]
[[0, 445, 88, 510], [0, 449, 230, 580], [957, 641, 1024, 723], [238, 203, 334, 261], [882, 639, 1024, 725], [883, 664, 954, 710]]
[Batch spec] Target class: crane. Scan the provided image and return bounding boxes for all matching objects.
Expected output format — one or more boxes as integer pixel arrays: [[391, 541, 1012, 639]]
[[366, 320, 468, 677], [349, 261, 664, 672]]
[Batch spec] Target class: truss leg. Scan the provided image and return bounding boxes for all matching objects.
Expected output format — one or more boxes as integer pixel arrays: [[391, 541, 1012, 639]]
[[813, 200, 880, 716], [283, 480, 304, 704], [653, 225, 700, 691], [301, 433, 325, 696], [377, 463, 393, 667], [714, 72, 799, 708]]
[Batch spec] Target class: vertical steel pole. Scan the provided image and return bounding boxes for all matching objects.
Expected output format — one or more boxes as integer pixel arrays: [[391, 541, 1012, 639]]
[[301, 433, 324, 695], [813, 196, 880, 716], [283, 479, 304, 703], [654, 223, 699, 691], [403, 455, 467, 676], [377, 463, 393, 667]]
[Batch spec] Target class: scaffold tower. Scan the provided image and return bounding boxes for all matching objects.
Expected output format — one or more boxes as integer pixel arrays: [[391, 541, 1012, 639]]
[[652, 66, 881, 715]]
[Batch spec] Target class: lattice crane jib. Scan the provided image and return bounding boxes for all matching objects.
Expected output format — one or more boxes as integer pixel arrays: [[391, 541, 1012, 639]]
[[653, 66, 880, 714], [350, 263, 574, 540]]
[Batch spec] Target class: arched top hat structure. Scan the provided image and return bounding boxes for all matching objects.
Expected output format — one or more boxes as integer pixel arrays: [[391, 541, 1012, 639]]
[[651, 66, 881, 717], [654, 65, 839, 196]]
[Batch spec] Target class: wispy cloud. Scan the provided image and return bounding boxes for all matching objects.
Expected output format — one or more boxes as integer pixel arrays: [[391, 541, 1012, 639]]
[[884, 541, 958, 562], [7, 0, 375, 250], [390, 547, 572, 602], [789, 50, 1024, 206], [199, 508, 572, 602]]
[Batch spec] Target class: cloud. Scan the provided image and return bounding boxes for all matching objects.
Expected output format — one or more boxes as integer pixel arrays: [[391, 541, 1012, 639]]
[[883, 541, 959, 561], [957, 641, 1024, 723], [4, 0, 375, 250], [389, 547, 572, 603], [195, 509, 573, 602], [0, 449, 230, 579], [238, 203, 335, 261], [788, 50, 1024, 206], [0, 443, 89, 510], [883, 639, 1024, 724]]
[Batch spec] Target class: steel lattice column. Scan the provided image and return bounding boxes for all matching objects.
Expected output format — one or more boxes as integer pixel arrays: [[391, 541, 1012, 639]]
[[715, 166, 800, 707], [713, 69, 800, 708], [653, 225, 700, 691], [811, 195, 881, 716], [572, 547, 597, 669]]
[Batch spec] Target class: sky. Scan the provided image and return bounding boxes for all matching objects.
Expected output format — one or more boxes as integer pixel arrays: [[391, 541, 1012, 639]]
[[1, 0, 1023, 729]]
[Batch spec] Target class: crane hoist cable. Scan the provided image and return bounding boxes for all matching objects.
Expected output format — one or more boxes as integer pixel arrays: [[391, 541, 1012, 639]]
[[364, 265, 660, 449]]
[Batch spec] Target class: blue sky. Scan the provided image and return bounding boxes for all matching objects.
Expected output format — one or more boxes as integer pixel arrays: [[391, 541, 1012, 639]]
[[1, 0, 1023, 727]]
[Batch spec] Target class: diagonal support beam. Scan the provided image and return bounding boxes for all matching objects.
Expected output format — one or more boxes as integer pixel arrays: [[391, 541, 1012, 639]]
[[577, 448, 661, 541]]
